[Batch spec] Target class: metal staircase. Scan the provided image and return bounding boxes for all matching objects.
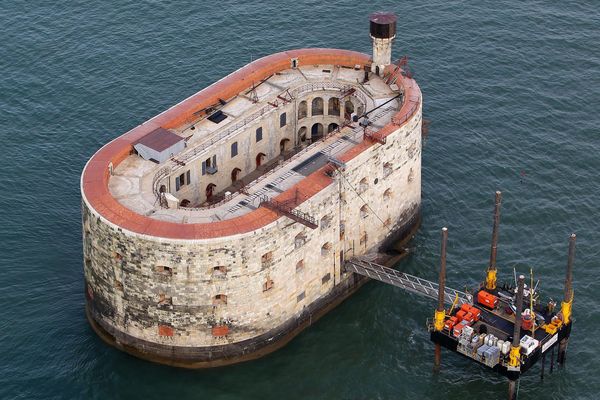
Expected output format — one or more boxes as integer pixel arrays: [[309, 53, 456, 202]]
[[259, 195, 318, 229], [345, 258, 473, 306]]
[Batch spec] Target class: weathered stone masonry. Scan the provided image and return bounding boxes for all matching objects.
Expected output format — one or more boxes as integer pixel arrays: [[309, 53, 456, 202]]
[[83, 99, 421, 363]]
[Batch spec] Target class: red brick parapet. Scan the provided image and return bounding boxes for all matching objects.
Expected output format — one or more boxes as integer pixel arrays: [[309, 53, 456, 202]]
[[81, 48, 421, 240]]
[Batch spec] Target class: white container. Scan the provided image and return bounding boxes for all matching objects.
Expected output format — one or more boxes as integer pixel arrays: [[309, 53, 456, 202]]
[[502, 341, 511, 355], [497, 339, 505, 350], [479, 334, 486, 344], [463, 325, 474, 340]]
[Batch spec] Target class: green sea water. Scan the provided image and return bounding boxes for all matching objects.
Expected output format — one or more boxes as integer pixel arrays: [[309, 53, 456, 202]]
[[1, 1, 598, 399]]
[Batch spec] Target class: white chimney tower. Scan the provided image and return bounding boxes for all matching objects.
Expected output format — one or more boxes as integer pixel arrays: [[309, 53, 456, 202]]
[[370, 12, 397, 76]]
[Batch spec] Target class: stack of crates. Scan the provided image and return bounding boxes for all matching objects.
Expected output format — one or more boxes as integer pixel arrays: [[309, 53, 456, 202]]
[[475, 343, 501, 367]]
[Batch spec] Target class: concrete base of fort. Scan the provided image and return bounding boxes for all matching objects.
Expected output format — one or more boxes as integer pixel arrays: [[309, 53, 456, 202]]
[[86, 207, 421, 368]]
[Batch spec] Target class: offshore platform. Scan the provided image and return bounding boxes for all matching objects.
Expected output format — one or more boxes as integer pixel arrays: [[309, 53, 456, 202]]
[[345, 191, 575, 399]]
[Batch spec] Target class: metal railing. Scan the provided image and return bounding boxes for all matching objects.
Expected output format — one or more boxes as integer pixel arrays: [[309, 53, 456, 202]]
[[259, 195, 318, 229]]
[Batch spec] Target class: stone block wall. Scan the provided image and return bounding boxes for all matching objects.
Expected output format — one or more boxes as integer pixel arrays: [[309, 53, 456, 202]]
[[83, 101, 421, 353]]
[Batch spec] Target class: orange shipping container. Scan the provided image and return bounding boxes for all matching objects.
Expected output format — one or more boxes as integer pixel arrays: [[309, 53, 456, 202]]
[[477, 291, 498, 309]]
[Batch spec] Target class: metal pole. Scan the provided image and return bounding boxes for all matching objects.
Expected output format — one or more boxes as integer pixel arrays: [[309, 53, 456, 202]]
[[486, 191, 502, 290], [489, 191, 502, 271], [438, 227, 448, 311], [513, 275, 526, 347], [559, 233, 576, 365], [541, 353, 545, 380], [508, 380, 517, 400], [434, 227, 448, 371], [564, 233, 576, 309], [508, 275, 525, 400]]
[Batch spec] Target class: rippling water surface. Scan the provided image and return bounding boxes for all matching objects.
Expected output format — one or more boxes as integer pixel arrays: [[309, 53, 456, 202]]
[[1, 1, 598, 399]]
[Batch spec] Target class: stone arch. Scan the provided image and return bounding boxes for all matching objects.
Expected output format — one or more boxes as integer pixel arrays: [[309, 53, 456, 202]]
[[213, 294, 227, 306], [298, 101, 308, 120], [180, 199, 191, 207], [312, 97, 324, 116], [321, 242, 332, 257], [311, 123, 324, 140], [359, 177, 368, 193], [384, 188, 393, 200], [383, 162, 393, 178], [231, 168, 241, 184], [360, 204, 369, 219], [280, 138, 291, 154], [256, 152, 266, 168], [298, 126, 308, 143], [328, 123, 339, 134], [344, 100, 354, 118], [328, 97, 340, 116], [294, 232, 307, 249], [205, 183, 216, 200]]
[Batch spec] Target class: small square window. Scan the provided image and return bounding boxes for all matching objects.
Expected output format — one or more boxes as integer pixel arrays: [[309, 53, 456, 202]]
[[297, 291, 305, 302]]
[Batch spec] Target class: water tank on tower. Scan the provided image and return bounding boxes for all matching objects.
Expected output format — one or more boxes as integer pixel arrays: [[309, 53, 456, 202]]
[[369, 11, 397, 76]]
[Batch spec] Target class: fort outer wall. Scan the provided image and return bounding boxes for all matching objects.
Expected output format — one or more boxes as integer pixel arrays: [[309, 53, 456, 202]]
[[81, 49, 422, 367]]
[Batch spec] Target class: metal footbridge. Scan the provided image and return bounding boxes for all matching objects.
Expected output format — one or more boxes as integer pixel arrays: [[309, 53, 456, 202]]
[[345, 257, 473, 306]]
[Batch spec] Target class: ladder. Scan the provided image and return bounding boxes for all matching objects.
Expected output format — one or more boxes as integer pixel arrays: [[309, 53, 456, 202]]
[[345, 258, 473, 306]]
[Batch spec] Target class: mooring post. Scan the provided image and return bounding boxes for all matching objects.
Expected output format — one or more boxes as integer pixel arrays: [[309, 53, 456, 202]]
[[433, 227, 448, 371], [486, 191, 502, 290], [558, 233, 576, 365], [541, 353, 545, 380], [508, 275, 525, 400]]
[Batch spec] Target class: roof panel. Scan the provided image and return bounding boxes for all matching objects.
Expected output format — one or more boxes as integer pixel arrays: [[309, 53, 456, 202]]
[[133, 128, 183, 152]]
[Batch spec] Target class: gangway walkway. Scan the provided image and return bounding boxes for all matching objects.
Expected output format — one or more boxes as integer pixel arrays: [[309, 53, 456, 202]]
[[345, 258, 473, 306]]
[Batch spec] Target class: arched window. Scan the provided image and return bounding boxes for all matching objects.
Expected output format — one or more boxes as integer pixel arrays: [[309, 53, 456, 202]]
[[296, 260, 305, 273], [179, 199, 191, 207], [384, 188, 393, 200], [360, 205, 369, 219], [298, 101, 308, 120], [311, 123, 323, 140], [383, 162, 393, 178], [298, 126, 308, 143], [213, 294, 227, 306], [312, 97, 324, 116], [344, 100, 354, 117], [159, 185, 166, 193], [256, 152, 266, 168], [294, 232, 307, 249], [280, 138, 290, 154], [408, 168, 415, 182], [328, 123, 339, 134], [212, 265, 227, 277], [320, 215, 332, 230], [328, 97, 340, 116], [263, 278, 274, 292], [205, 183, 216, 200], [359, 178, 368, 193], [231, 168, 241, 184], [321, 242, 332, 257]]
